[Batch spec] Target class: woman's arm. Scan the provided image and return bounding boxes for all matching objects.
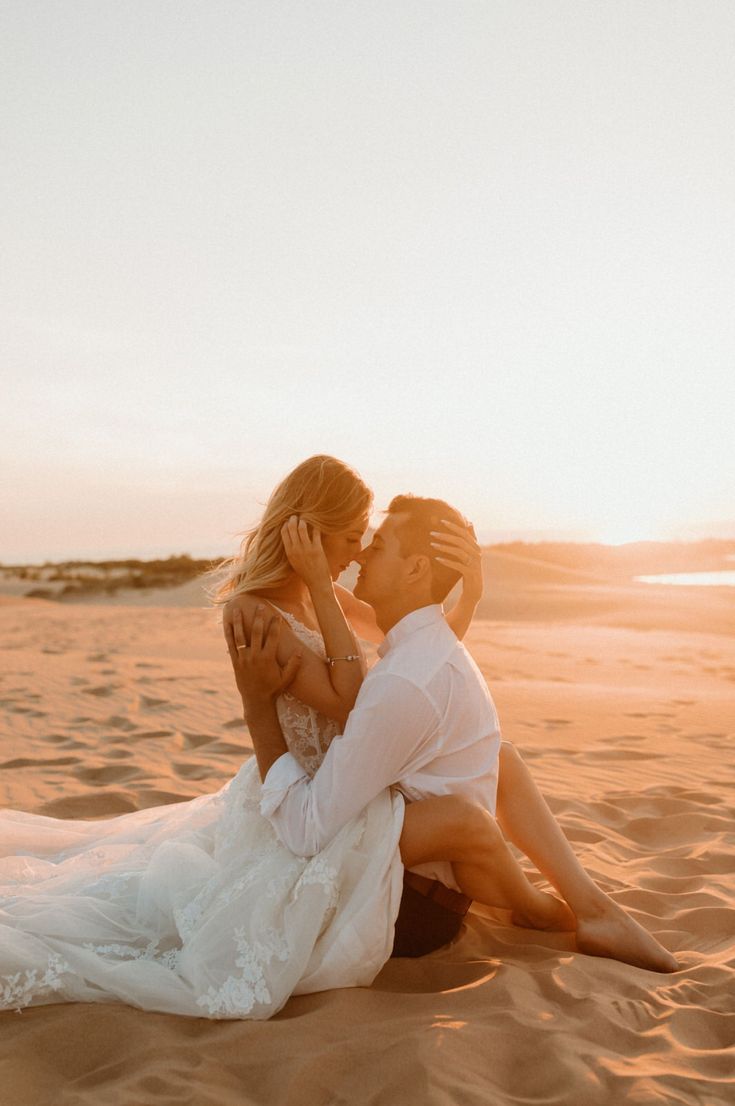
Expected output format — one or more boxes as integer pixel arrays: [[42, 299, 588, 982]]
[[334, 584, 384, 645], [223, 593, 360, 728], [430, 519, 484, 641], [281, 517, 366, 698], [222, 519, 367, 727]]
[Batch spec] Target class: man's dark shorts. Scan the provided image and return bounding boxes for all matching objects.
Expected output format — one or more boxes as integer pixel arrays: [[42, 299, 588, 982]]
[[391, 871, 472, 958]]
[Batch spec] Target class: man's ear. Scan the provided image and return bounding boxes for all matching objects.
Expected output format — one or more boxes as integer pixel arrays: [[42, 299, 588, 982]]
[[405, 554, 432, 588]]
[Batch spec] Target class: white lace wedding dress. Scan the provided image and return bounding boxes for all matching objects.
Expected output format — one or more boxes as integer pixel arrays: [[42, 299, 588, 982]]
[[0, 613, 405, 1019]]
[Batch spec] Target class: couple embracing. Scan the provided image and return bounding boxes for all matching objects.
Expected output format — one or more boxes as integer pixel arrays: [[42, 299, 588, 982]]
[[221, 456, 677, 1005], [0, 455, 676, 1021]]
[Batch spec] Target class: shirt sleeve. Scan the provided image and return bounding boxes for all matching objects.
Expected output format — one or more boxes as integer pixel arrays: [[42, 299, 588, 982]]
[[259, 671, 438, 857]]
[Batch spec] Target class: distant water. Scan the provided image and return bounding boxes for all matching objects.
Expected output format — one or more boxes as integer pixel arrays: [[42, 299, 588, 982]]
[[635, 571, 735, 587]]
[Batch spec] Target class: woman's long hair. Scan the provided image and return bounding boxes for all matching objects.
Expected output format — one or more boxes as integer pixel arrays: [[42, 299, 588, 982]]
[[209, 455, 372, 605]]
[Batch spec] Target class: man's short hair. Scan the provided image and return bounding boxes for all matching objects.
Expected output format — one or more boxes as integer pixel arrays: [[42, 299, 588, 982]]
[[387, 494, 468, 603]]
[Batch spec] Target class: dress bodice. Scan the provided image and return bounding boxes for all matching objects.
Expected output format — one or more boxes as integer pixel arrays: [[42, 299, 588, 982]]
[[272, 608, 343, 777]]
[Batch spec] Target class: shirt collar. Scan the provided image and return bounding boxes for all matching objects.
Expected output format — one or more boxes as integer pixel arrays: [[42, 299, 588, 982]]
[[377, 604, 444, 658]]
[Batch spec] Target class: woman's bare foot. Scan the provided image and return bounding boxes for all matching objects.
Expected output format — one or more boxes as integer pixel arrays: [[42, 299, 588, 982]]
[[512, 892, 577, 932], [576, 899, 678, 973]]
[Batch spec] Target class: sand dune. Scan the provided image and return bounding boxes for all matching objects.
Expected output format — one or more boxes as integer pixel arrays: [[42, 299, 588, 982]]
[[1, 592, 734, 1105]]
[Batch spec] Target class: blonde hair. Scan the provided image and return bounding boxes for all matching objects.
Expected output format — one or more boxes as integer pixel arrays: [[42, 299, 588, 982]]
[[209, 455, 372, 605]]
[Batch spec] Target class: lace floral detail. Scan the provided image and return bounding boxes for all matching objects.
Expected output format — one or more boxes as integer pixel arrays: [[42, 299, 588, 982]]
[[80, 938, 183, 973], [293, 856, 339, 908], [81, 938, 159, 960], [1, 953, 73, 1011], [195, 925, 290, 1017], [158, 947, 182, 971], [174, 880, 214, 942], [274, 609, 342, 777]]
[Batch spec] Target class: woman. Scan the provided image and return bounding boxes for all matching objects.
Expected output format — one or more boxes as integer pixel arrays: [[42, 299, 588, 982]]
[[0, 458, 675, 1020]]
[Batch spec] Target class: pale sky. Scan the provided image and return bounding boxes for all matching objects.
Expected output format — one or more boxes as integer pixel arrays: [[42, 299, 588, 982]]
[[2, 1, 734, 561]]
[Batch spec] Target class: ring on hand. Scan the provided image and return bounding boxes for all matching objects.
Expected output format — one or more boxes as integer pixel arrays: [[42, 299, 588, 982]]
[[236, 644, 247, 650]]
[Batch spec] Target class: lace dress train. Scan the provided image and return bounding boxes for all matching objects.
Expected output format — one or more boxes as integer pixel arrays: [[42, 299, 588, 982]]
[[0, 615, 405, 1019]]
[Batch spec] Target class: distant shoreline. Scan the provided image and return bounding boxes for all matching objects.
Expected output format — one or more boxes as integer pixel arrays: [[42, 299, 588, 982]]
[[2, 543, 735, 634]]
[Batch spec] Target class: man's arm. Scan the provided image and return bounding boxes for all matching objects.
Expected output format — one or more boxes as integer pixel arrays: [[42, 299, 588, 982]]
[[244, 699, 290, 782], [260, 671, 438, 857]]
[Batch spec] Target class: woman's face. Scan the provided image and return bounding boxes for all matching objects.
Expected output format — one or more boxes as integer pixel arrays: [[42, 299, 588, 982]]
[[321, 514, 370, 581]]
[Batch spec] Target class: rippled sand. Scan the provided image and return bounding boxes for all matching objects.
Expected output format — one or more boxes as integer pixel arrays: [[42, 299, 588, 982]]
[[1, 595, 733, 1105]]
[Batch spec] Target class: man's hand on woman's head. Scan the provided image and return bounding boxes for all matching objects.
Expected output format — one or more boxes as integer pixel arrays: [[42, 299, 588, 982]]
[[225, 605, 302, 710]]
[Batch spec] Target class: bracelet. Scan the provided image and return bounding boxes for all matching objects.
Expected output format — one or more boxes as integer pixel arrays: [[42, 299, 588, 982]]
[[326, 654, 360, 667]]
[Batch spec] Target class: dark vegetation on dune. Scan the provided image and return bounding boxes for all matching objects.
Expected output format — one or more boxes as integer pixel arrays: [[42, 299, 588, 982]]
[[1, 555, 219, 600], [1, 540, 733, 607]]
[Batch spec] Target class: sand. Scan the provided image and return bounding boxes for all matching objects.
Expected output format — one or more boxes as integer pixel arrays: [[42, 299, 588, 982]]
[[1, 588, 734, 1105]]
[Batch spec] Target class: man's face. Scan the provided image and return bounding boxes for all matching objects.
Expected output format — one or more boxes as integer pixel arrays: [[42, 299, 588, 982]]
[[353, 514, 409, 607]]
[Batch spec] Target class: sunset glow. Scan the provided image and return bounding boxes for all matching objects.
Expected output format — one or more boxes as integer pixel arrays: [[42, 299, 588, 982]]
[[3, 2, 734, 562]]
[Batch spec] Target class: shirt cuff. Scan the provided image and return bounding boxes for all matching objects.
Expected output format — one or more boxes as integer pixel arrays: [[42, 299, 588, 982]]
[[260, 752, 308, 818]]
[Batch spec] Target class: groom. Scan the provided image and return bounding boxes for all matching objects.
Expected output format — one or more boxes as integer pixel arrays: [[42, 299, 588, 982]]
[[228, 494, 503, 957]]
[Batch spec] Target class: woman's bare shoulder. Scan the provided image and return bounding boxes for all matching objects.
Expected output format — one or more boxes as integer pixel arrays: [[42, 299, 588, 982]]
[[222, 591, 287, 627]]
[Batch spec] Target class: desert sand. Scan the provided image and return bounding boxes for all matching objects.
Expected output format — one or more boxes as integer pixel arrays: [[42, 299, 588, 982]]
[[1, 572, 734, 1105]]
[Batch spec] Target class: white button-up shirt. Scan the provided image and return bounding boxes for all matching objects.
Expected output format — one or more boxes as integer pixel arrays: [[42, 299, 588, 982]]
[[260, 604, 502, 891]]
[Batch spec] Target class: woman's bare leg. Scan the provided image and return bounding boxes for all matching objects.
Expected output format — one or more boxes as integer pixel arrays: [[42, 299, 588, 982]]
[[399, 796, 575, 931], [496, 742, 678, 972]]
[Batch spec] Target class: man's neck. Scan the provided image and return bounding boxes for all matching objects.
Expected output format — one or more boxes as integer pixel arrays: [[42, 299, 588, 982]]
[[373, 594, 435, 635]]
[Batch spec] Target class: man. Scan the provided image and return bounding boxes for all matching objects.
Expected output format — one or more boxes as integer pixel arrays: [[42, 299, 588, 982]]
[[227, 495, 678, 971], [230, 494, 500, 957]]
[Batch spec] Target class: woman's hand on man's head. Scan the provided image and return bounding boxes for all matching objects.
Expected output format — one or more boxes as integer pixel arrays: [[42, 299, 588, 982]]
[[430, 519, 484, 605], [281, 515, 333, 593]]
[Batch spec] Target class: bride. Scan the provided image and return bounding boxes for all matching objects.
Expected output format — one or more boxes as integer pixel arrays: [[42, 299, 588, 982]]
[[0, 457, 676, 1020]]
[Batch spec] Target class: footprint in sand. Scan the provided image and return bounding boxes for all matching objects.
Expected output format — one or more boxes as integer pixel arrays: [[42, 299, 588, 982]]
[[39, 792, 138, 817], [173, 762, 216, 780], [87, 653, 109, 662], [586, 749, 660, 761], [543, 718, 572, 727], [77, 764, 142, 785], [182, 732, 219, 748], [82, 685, 118, 697], [138, 694, 171, 709], [1, 755, 80, 769], [667, 1006, 735, 1050], [103, 715, 139, 732], [563, 826, 605, 845], [223, 717, 246, 730]]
